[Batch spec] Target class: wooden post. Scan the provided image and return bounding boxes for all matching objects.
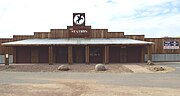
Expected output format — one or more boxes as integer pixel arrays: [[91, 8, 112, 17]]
[[85, 46, 89, 64], [48, 46, 53, 65], [147, 45, 152, 61], [13, 47, 16, 63], [104, 45, 109, 64], [68, 46, 73, 64], [141, 46, 145, 63], [53, 47, 56, 63]]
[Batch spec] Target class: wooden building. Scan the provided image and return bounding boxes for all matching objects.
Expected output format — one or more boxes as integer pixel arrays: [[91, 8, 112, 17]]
[[0, 13, 179, 64]]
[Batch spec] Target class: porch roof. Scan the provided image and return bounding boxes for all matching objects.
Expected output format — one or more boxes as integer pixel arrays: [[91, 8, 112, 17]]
[[2, 38, 153, 46]]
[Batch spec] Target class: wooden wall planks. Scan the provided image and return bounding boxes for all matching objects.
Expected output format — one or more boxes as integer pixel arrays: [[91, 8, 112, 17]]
[[145, 38, 180, 54], [0, 38, 13, 54], [124, 35, 145, 40], [1, 26, 180, 55], [13, 35, 34, 41], [50, 29, 68, 38], [34, 32, 50, 39]]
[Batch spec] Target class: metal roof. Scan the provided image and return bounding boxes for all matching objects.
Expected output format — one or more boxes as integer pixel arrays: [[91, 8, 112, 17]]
[[2, 38, 153, 46]]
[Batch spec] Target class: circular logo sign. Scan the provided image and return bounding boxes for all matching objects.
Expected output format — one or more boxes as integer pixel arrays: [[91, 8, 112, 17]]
[[74, 14, 85, 25]]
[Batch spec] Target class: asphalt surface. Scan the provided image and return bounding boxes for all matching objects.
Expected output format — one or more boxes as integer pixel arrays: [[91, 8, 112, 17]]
[[0, 62, 180, 88]]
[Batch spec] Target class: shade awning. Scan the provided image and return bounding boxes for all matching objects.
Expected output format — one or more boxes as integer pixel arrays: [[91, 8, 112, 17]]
[[2, 38, 154, 46]]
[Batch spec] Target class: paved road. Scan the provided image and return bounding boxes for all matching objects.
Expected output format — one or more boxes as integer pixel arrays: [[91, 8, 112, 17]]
[[0, 62, 180, 88]]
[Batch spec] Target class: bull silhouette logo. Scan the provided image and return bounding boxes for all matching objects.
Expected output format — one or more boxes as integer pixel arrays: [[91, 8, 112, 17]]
[[74, 14, 85, 25]]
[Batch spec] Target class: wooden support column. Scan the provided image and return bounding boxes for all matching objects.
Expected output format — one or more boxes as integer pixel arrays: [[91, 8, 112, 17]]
[[13, 47, 17, 63], [85, 46, 89, 64], [49, 46, 53, 65], [141, 46, 145, 63], [147, 45, 152, 61], [53, 47, 56, 63], [104, 45, 109, 64], [68, 46, 73, 64]]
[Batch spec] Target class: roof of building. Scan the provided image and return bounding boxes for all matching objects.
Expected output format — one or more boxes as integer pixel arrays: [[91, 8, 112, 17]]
[[2, 38, 153, 46]]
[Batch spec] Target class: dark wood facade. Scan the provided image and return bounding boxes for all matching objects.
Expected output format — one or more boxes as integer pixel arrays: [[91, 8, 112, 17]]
[[2, 13, 179, 64], [2, 26, 179, 64], [8, 46, 147, 64], [0, 27, 153, 64]]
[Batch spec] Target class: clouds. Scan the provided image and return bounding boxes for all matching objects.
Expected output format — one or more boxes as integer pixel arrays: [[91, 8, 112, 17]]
[[104, 0, 180, 37], [0, 0, 180, 38]]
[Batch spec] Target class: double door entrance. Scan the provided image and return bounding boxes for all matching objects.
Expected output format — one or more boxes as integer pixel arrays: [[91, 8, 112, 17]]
[[55, 46, 86, 63], [73, 46, 85, 63], [72, 46, 103, 63], [16, 47, 49, 63], [109, 46, 127, 63], [89, 47, 103, 63], [109, 46, 142, 63]]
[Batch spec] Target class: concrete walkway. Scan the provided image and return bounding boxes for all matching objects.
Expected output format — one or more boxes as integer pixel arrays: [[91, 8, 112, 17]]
[[123, 65, 152, 73]]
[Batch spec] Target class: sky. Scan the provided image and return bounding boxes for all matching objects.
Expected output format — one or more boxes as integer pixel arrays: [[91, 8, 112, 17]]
[[0, 0, 180, 38]]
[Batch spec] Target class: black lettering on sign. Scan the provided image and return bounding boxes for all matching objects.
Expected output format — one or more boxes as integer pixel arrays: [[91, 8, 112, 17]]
[[71, 30, 88, 33]]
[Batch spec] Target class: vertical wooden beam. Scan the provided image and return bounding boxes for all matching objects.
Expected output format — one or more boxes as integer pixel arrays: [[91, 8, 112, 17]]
[[53, 47, 56, 64], [105, 46, 107, 64], [104, 45, 109, 64], [147, 45, 152, 61], [85, 46, 89, 64], [68, 46, 73, 64], [13, 47, 16, 63], [107, 46, 109, 64], [49, 46, 53, 65], [141, 46, 145, 63]]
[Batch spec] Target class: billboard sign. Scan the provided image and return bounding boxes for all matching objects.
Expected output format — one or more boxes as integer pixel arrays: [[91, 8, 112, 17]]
[[163, 41, 179, 49]]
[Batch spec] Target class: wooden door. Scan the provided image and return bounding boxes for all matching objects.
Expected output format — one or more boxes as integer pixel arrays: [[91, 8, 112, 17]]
[[73, 46, 85, 63], [16, 47, 31, 63], [31, 47, 38, 63], [56, 47, 68, 63], [127, 46, 141, 63], [119, 48, 127, 63], [38, 47, 49, 63], [90, 47, 103, 63], [109, 46, 127, 63], [109, 46, 120, 63]]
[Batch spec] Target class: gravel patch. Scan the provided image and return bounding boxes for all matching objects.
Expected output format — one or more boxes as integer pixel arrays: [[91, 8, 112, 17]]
[[139, 64, 175, 73], [124, 65, 152, 73], [0, 64, 133, 73], [0, 64, 173, 73]]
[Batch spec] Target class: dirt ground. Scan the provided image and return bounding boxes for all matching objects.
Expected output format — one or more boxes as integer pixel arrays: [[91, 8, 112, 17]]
[[0, 63, 178, 96], [0, 63, 173, 73], [0, 64, 133, 72], [0, 79, 180, 96]]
